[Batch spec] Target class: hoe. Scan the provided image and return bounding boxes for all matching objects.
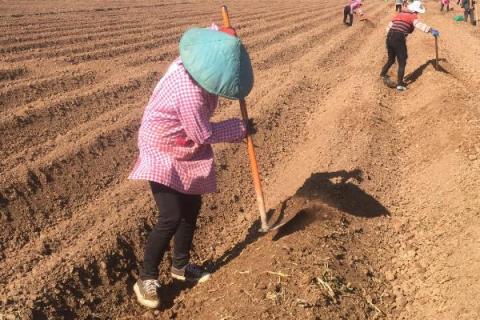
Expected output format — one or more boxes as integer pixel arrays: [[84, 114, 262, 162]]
[[221, 6, 298, 233]]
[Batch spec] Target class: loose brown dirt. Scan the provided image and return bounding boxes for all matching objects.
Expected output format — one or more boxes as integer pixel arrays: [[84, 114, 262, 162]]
[[1, 0, 479, 319]]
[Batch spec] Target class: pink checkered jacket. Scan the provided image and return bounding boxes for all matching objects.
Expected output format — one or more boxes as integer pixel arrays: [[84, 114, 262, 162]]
[[129, 59, 246, 194]]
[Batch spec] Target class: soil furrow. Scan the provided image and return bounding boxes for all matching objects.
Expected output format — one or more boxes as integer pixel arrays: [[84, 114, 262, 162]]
[[0, 66, 29, 83], [1, 6, 317, 63], [0, 2, 213, 32], [0, 2, 322, 44], [55, 6, 332, 65], [0, 2, 215, 19], [0, 17, 140, 39], [0, 20, 142, 46], [0, 71, 159, 159], [0, 113, 141, 259], [0, 71, 97, 113], [123, 6, 332, 67]]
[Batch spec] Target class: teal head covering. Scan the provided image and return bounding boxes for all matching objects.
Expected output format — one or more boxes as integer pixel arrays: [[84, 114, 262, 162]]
[[179, 28, 254, 100]]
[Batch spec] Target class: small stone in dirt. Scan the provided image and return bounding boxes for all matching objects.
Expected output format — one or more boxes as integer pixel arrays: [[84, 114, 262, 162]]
[[413, 263, 426, 274], [406, 250, 416, 259], [1, 313, 15, 320], [274, 283, 282, 292], [353, 227, 363, 233], [385, 270, 396, 281], [468, 154, 477, 161], [100, 261, 107, 270], [256, 283, 267, 290], [25, 299, 34, 308], [301, 274, 312, 285], [365, 267, 374, 277], [392, 285, 403, 297], [295, 298, 312, 308], [335, 252, 345, 260], [395, 295, 407, 308], [340, 216, 350, 226]]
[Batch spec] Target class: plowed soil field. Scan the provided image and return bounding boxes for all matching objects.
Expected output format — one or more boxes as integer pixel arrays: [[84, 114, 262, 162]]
[[1, 0, 479, 319]]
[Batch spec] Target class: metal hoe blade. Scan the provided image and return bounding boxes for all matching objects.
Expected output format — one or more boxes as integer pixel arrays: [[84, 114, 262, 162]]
[[259, 205, 301, 233]]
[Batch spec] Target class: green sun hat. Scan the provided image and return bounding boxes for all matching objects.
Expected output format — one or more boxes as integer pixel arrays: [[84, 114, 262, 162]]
[[179, 28, 254, 100]]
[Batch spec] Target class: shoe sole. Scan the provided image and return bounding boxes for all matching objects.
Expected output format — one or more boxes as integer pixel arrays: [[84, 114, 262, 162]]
[[133, 283, 160, 309], [171, 273, 211, 283]]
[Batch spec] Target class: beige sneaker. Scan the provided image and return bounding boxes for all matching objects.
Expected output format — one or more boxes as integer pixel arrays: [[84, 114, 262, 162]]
[[171, 263, 211, 283], [133, 279, 161, 309]]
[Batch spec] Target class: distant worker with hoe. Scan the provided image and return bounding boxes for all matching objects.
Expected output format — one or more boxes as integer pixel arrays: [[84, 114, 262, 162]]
[[128, 24, 253, 308], [440, 0, 451, 12], [343, 0, 365, 26], [458, 0, 477, 25], [380, 1, 440, 91]]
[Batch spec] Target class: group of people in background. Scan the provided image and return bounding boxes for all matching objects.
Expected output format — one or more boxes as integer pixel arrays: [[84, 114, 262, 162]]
[[440, 0, 476, 26], [343, 0, 477, 91], [342, 0, 440, 91], [344, 0, 476, 28]]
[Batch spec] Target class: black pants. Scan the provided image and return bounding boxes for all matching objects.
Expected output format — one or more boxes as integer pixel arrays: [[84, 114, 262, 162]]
[[440, 3, 450, 11], [343, 6, 353, 26], [396, 4, 402, 11], [140, 182, 202, 280], [464, 9, 476, 24], [380, 31, 408, 86]]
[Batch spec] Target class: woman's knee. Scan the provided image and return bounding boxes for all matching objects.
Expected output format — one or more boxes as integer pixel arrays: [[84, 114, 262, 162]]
[[155, 209, 182, 230]]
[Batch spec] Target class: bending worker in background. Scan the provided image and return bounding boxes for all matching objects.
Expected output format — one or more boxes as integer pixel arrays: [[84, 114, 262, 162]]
[[343, 0, 365, 26], [380, 1, 439, 91], [440, 0, 451, 12], [128, 24, 253, 309]]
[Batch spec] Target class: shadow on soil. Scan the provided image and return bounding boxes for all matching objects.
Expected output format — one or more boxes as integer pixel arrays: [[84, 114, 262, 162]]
[[405, 58, 449, 84], [295, 169, 389, 218], [157, 169, 389, 309], [212, 168, 389, 268]]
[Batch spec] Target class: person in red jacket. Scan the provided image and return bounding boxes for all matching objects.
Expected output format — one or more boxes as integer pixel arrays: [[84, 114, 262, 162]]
[[380, 1, 439, 91]]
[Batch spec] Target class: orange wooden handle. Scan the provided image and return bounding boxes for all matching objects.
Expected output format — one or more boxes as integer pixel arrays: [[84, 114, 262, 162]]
[[222, 6, 231, 28], [241, 99, 268, 230], [223, 7, 269, 231]]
